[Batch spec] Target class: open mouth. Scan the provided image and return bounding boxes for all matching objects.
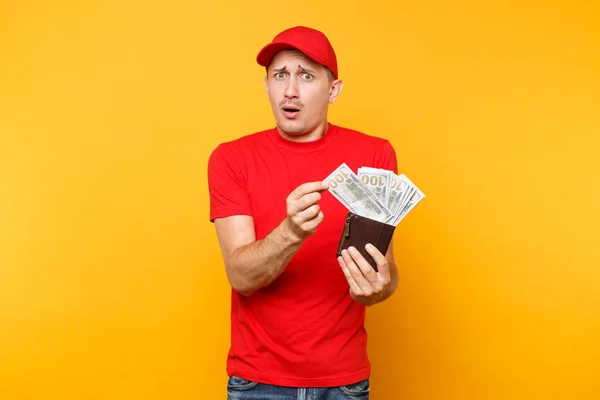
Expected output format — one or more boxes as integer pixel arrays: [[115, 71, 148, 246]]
[[281, 105, 301, 119]]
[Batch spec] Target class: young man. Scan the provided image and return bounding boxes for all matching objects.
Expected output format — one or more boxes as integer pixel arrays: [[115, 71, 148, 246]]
[[208, 26, 399, 399]]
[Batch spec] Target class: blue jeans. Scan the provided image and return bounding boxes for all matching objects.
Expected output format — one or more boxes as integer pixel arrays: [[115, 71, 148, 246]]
[[227, 375, 370, 399]]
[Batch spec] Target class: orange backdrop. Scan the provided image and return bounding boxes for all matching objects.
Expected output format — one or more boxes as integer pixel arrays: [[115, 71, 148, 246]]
[[1, 0, 599, 399]]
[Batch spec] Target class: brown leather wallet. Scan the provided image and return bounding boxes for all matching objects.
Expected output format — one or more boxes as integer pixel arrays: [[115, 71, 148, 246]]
[[336, 212, 396, 272]]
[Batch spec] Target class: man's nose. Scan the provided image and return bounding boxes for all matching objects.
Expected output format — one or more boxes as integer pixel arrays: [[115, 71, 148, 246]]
[[284, 77, 299, 99]]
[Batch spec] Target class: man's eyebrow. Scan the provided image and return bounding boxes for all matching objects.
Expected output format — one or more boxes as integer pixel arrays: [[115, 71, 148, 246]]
[[298, 65, 316, 73], [271, 65, 318, 74]]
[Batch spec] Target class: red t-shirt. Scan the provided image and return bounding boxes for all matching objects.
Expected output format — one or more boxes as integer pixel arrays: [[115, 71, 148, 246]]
[[208, 123, 397, 387]]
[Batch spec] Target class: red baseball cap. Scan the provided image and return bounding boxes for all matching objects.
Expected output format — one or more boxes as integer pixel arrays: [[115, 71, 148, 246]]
[[256, 26, 338, 78]]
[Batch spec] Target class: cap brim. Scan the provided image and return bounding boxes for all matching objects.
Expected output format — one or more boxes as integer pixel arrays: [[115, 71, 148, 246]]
[[256, 42, 300, 67]]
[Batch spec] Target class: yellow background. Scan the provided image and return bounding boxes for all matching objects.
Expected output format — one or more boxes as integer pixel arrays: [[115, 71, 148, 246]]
[[1, 0, 599, 399]]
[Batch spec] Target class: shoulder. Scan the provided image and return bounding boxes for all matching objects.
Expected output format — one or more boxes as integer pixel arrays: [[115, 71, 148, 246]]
[[332, 124, 398, 171], [333, 124, 395, 152], [208, 128, 272, 165]]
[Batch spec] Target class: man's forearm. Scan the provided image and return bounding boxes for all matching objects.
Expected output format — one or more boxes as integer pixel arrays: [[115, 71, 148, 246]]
[[226, 220, 303, 296]]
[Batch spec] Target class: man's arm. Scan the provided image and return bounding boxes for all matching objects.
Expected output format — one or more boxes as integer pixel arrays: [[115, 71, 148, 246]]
[[214, 215, 302, 296], [214, 181, 327, 296]]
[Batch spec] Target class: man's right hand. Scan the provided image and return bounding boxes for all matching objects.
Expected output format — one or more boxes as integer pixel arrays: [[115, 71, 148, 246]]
[[283, 181, 329, 243]]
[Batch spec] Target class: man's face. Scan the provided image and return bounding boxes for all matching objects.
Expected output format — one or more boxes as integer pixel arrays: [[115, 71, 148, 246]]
[[265, 50, 342, 139]]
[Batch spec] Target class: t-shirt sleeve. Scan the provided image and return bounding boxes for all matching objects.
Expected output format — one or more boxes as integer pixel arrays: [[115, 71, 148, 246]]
[[376, 140, 399, 174], [207, 143, 253, 222]]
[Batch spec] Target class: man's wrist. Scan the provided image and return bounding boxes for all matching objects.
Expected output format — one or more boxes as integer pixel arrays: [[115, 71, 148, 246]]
[[276, 218, 304, 246], [358, 292, 384, 307], [377, 281, 396, 303]]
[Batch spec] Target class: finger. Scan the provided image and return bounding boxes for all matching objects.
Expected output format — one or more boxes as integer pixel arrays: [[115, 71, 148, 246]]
[[338, 255, 362, 295], [294, 204, 320, 224], [365, 243, 390, 280], [341, 249, 372, 295], [347, 246, 379, 284], [289, 181, 328, 201], [300, 210, 324, 232], [291, 192, 322, 214]]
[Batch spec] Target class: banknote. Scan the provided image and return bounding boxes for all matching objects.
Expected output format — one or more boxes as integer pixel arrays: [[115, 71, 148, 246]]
[[357, 167, 391, 205], [324, 163, 392, 223], [386, 173, 410, 217], [392, 185, 425, 225], [395, 175, 417, 218], [325, 163, 425, 226]]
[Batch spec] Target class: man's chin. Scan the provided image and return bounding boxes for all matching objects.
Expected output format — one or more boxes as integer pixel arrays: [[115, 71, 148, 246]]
[[277, 121, 307, 136]]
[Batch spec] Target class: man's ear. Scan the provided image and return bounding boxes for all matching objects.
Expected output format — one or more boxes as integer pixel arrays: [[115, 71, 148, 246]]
[[329, 79, 344, 104], [264, 75, 269, 96]]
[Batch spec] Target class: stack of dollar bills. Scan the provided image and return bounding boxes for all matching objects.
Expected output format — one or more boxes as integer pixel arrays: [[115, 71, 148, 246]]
[[324, 163, 425, 225]]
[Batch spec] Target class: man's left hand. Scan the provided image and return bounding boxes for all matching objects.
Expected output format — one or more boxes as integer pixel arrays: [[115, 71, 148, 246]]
[[337, 244, 391, 306]]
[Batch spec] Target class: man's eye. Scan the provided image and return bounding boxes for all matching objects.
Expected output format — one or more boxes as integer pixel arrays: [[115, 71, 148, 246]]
[[275, 72, 285, 78], [302, 73, 313, 80]]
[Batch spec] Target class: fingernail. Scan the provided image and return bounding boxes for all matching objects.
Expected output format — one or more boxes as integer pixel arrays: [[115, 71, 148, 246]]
[[349, 246, 357, 253]]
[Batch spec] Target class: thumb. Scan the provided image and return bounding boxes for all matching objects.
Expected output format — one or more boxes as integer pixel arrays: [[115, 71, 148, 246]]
[[365, 243, 390, 278]]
